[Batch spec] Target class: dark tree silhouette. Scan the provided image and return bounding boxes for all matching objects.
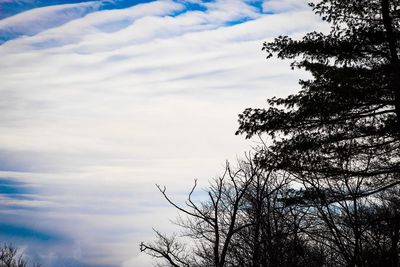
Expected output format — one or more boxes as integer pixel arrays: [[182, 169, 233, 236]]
[[0, 244, 41, 267], [141, 160, 259, 267], [140, 157, 324, 267], [235, 2, 400, 266], [236, 0, 400, 192], [360, 187, 400, 267]]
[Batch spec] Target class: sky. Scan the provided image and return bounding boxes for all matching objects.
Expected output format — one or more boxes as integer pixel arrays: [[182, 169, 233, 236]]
[[0, 0, 328, 266]]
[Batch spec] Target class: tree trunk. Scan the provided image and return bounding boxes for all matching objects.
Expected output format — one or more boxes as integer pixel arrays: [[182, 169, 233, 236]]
[[381, 0, 400, 132]]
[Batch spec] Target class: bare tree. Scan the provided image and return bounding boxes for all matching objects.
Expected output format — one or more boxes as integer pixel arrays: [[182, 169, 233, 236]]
[[281, 139, 400, 267], [0, 244, 41, 267], [141, 160, 257, 267], [140, 156, 323, 267]]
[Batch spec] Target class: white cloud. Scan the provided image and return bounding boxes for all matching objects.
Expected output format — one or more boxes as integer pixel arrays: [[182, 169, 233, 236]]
[[1, 0, 262, 52], [0, 1, 102, 39], [262, 0, 310, 13]]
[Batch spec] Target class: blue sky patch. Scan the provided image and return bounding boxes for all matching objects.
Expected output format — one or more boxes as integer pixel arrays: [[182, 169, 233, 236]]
[[0, 223, 63, 242], [0, 178, 31, 195], [0, 0, 154, 20], [0, 178, 37, 201]]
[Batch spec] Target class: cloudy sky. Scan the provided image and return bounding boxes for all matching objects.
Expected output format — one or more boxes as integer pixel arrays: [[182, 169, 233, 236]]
[[0, 0, 327, 266]]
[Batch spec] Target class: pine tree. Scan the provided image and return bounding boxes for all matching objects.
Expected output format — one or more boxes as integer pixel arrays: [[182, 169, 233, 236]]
[[236, 0, 400, 193]]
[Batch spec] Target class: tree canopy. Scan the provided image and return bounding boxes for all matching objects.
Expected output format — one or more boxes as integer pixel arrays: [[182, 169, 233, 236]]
[[236, 0, 400, 193]]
